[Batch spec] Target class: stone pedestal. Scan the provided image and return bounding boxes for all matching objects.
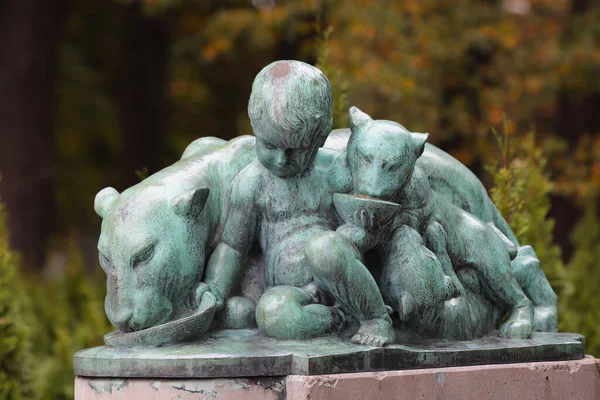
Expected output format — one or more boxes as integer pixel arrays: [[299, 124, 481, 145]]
[[75, 356, 600, 399], [74, 330, 585, 377], [74, 330, 594, 399]]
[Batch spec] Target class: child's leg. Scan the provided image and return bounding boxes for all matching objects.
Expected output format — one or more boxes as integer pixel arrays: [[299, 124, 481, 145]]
[[452, 217, 534, 339], [255, 285, 344, 340], [305, 231, 395, 347]]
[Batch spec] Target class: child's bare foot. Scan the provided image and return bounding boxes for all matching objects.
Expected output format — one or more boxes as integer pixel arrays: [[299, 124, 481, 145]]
[[499, 299, 534, 339], [351, 317, 396, 347]]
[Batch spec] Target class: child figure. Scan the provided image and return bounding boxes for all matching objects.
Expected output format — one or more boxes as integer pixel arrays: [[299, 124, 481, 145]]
[[198, 61, 395, 346], [340, 106, 534, 339]]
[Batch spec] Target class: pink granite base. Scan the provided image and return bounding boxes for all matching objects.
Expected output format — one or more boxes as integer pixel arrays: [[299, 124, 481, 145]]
[[75, 377, 286, 400], [75, 356, 600, 400]]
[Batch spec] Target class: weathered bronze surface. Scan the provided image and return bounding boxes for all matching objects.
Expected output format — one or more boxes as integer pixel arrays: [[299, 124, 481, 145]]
[[88, 60, 568, 372], [74, 331, 584, 377]]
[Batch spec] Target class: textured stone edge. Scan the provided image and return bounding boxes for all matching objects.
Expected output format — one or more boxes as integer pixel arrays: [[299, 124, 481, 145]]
[[295, 336, 586, 375], [75, 376, 288, 400], [75, 357, 600, 400], [74, 332, 586, 378], [285, 356, 600, 400]]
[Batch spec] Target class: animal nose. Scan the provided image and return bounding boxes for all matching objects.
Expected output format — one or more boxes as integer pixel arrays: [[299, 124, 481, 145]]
[[367, 189, 382, 198], [360, 185, 382, 199], [108, 307, 134, 331]]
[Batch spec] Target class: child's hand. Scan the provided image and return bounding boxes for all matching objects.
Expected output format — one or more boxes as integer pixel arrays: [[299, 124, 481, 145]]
[[193, 282, 225, 312], [351, 209, 377, 231], [337, 223, 375, 252]]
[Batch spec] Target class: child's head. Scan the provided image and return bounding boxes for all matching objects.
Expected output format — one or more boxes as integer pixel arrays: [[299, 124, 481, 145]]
[[248, 60, 333, 177]]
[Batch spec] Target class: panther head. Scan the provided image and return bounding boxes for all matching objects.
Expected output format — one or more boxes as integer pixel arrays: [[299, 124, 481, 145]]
[[94, 185, 209, 332], [347, 106, 428, 201]]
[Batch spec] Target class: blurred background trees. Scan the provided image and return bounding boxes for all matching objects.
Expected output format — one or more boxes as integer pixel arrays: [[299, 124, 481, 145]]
[[0, 0, 598, 397]]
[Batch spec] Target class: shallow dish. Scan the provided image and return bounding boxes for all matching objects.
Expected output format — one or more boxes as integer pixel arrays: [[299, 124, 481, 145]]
[[333, 193, 400, 229], [104, 291, 217, 348]]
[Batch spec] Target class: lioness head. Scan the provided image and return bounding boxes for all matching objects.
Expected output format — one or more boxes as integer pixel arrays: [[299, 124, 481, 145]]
[[347, 107, 428, 201], [94, 185, 209, 332]]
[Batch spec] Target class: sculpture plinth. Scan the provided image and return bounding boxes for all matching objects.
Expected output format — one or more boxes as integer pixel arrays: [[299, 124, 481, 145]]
[[74, 330, 584, 378], [77, 60, 589, 399], [74, 353, 600, 400]]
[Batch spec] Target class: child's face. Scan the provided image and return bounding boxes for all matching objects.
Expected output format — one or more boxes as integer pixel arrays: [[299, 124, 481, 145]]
[[253, 121, 321, 178]]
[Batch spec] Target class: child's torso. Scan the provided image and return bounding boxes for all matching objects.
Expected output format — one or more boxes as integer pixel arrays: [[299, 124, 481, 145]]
[[256, 164, 339, 287]]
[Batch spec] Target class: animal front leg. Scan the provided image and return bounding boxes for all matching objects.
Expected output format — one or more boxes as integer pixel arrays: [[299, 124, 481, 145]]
[[425, 221, 463, 290], [511, 245, 558, 332], [457, 223, 534, 339]]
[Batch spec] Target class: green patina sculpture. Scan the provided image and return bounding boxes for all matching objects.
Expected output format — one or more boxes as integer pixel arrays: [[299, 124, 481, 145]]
[[93, 60, 558, 350], [95, 135, 256, 334], [338, 108, 533, 340]]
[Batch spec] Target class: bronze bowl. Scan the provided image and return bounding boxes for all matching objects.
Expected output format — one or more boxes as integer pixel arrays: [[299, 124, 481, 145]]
[[104, 291, 217, 348], [333, 193, 400, 230]]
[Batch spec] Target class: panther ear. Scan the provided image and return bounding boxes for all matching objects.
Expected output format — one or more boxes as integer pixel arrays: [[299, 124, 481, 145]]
[[349, 106, 372, 132], [172, 188, 210, 218], [95, 187, 120, 219], [411, 132, 429, 158]]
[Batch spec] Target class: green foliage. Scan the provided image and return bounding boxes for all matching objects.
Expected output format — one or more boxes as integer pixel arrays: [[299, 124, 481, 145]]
[[561, 197, 600, 356], [486, 123, 600, 356], [53, 1, 600, 229], [19, 240, 112, 400], [52, 0, 600, 216], [315, 25, 349, 129], [135, 166, 150, 181], [486, 123, 566, 291], [0, 198, 31, 400], [0, 190, 112, 399]]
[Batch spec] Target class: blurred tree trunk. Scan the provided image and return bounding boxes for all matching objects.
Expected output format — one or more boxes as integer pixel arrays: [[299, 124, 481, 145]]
[[0, 0, 68, 267], [118, 3, 173, 189], [549, 0, 599, 261], [570, 0, 590, 13]]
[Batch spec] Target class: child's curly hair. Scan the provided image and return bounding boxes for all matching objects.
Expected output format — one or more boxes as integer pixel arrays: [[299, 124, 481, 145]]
[[248, 60, 333, 148]]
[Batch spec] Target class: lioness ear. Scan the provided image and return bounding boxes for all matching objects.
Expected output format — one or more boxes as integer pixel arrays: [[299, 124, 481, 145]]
[[95, 187, 120, 219], [411, 132, 429, 158], [172, 188, 210, 218], [349, 106, 372, 132]]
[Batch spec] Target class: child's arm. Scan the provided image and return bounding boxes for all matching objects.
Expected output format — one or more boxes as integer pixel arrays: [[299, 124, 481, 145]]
[[200, 169, 260, 309]]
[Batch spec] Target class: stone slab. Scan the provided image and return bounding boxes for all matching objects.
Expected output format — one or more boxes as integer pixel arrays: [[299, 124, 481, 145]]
[[74, 329, 585, 378], [74, 377, 286, 400], [286, 355, 600, 400], [74, 356, 600, 400]]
